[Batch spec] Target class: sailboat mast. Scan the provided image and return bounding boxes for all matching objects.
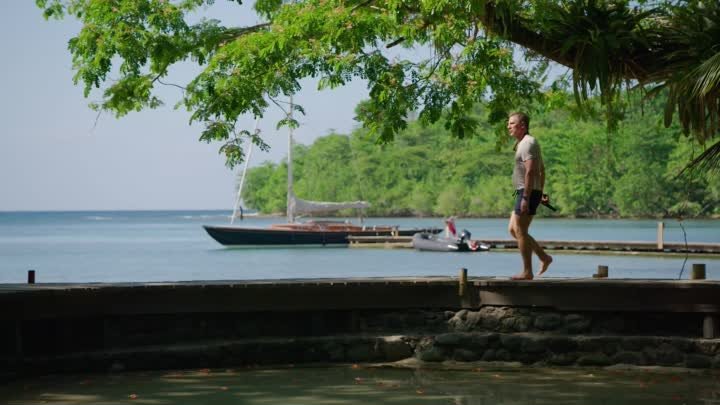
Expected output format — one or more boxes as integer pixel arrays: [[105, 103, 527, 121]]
[[231, 118, 260, 224], [287, 96, 295, 223]]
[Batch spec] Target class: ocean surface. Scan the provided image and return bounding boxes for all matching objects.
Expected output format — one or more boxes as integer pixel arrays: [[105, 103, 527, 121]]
[[0, 211, 718, 283]]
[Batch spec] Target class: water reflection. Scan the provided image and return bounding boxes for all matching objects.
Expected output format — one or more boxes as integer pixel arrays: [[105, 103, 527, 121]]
[[2, 365, 719, 405]]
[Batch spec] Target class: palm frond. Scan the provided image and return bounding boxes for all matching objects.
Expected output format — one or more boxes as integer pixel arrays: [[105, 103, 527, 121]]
[[678, 138, 720, 176], [641, 1, 720, 169], [692, 51, 720, 97]]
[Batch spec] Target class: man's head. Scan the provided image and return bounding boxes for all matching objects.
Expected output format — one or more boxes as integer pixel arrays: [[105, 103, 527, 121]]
[[507, 112, 530, 140]]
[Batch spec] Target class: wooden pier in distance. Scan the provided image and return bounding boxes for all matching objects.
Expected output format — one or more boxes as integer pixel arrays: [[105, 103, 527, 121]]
[[347, 235, 720, 255], [348, 235, 414, 248]]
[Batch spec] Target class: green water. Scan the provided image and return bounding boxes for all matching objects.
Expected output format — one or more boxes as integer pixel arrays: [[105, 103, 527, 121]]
[[3, 365, 719, 405]]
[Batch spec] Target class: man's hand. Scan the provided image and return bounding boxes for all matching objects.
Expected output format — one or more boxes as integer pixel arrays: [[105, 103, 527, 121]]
[[541, 194, 558, 211], [520, 197, 529, 214]]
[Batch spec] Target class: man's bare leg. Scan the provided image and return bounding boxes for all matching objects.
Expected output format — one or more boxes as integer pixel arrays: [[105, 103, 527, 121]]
[[524, 216, 552, 276], [535, 242, 553, 276], [509, 213, 552, 278], [526, 229, 552, 275], [509, 212, 533, 280], [507, 214, 516, 240]]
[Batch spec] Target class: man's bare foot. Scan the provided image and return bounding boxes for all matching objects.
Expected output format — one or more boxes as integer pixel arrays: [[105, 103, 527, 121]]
[[511, 272, 533, 280], [538, 255, 553, 277]]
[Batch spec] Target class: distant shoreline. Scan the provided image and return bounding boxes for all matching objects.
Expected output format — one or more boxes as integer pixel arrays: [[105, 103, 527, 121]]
[[0, 209, 718, 220]]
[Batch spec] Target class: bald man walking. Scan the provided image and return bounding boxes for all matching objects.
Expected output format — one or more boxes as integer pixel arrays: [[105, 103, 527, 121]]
[[507, 112, 552, 280]]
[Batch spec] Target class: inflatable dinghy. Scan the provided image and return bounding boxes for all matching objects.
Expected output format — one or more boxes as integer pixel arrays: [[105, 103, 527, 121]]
[[412, 229, 490, 252]]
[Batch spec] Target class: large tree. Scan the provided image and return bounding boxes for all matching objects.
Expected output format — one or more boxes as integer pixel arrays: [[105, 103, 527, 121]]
[[37, 0, 720, 170]]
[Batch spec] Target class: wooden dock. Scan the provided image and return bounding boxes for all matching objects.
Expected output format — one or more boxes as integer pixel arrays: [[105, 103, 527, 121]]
[[348, 235, 414, 248], [2, 277, 719, 317], [347, 236, 720, 254]]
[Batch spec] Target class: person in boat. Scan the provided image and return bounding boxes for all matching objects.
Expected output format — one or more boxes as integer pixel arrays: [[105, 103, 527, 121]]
[[444, 217, 482, 251], [507, 112, 553, 280], [444, 216, 458, 239]]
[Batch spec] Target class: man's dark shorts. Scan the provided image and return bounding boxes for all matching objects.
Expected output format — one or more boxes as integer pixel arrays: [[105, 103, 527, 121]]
[[514, 189, 542, 215]]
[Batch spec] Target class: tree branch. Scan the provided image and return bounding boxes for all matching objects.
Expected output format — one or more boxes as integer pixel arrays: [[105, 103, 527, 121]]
[[476, 2, 660, 83], [268, 96, 290, 117], [351, 0, 374, 13], [477, 2, 575, 68], [386, 18, 431, 49], [219, 23, 271, 45], [386, 36, 405, 49], [157, 79, 186, 91]]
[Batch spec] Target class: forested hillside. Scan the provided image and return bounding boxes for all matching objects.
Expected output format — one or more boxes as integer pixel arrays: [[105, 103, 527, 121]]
[[243, 96, 720, 218]]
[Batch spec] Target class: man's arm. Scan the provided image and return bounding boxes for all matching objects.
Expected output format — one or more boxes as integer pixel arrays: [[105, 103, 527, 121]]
[[523, 158, 537, 196], [520, 158, 537, 214], [537, 159, 556, 210]]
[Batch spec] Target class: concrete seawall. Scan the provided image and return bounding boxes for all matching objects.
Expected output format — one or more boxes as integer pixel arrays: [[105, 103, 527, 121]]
[[1, 277, 719, 380]]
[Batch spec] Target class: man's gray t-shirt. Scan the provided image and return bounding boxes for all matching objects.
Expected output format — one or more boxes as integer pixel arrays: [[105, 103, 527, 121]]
[[513, 134, 543, 191]]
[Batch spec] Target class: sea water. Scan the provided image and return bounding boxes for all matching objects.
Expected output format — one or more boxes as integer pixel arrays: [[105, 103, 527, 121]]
[[2, 365, 719, 405], [0, 211, 718, 283]]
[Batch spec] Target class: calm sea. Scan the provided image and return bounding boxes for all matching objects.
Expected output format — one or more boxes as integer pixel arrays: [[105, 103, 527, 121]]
[[0, 211, 718, 283]]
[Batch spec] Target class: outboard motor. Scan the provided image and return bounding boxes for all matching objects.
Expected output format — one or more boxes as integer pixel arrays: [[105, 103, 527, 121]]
[[459, 229, 472, 242]]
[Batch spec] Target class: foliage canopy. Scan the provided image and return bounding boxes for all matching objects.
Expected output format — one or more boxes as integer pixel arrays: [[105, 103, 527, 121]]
[[37, 0, 720, 170], [243, 95, 720, 218]]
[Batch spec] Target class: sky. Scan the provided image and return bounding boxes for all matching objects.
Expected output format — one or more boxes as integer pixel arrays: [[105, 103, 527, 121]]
[[0, 1, 370, 211]]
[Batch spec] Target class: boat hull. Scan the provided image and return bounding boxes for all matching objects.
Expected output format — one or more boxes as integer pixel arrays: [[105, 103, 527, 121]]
[[204, 225, 441, 246]]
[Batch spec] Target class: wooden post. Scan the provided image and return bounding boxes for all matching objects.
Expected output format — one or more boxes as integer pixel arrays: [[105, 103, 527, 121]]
[[703, 315, 718, 339], [593, 265, 608, 278], [458, 268, 468, 297], [657, 221, 664, 250], [691, 263, 706, 280], [27, 270, 35, 284]]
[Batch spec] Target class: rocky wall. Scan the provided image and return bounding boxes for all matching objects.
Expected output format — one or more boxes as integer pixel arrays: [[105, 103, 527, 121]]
[[2, 305, 718, 381]]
